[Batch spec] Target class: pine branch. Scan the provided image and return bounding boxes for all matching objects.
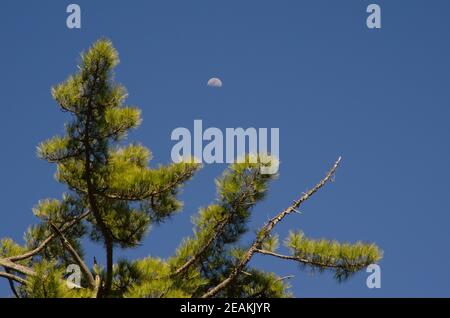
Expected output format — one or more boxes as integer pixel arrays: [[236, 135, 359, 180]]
[[101, 166, 197, 201], [201, 157, 342, 298], [7, 210, 91, 262], [171, 216, 230, 277], [172, 166, 261, 277], [43, 149, 83, 163]]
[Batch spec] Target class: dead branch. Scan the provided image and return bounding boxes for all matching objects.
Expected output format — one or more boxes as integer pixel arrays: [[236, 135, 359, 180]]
[[49, 221, 96, 289], [201, 157, 341, 298], [0, 271, 28, 286]]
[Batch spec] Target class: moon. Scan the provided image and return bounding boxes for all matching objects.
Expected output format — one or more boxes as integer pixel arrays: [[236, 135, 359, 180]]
[[207, 77, 223, 88]]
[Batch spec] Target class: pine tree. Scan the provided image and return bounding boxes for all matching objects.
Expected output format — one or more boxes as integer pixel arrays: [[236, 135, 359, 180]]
[[0, 40, 382, 298]]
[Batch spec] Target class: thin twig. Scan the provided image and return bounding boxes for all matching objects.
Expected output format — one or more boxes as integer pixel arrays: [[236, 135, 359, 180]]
[[274, 275, 295, 283]]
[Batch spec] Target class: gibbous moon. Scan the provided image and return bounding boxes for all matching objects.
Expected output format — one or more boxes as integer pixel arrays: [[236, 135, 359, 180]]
[[207, 77, 223, 88]]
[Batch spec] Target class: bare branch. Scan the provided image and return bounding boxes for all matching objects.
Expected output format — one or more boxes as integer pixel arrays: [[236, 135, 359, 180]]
[[49, 222, 96, 289], [0, 258, 35, 276], [201, 157, 342, 298], [274, 275, 295, 283], [3, 268, 21, 297], [255, 249, 347, 269], [0, 271, 28, 286], [92, 275, 101, 298]]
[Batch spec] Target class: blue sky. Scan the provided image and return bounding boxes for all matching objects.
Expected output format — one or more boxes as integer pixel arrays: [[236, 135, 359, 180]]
[[0, 0, 449, 297]]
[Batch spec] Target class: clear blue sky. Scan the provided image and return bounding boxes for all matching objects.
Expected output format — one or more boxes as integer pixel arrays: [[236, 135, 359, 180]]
[[0, 0, 449, 297]]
